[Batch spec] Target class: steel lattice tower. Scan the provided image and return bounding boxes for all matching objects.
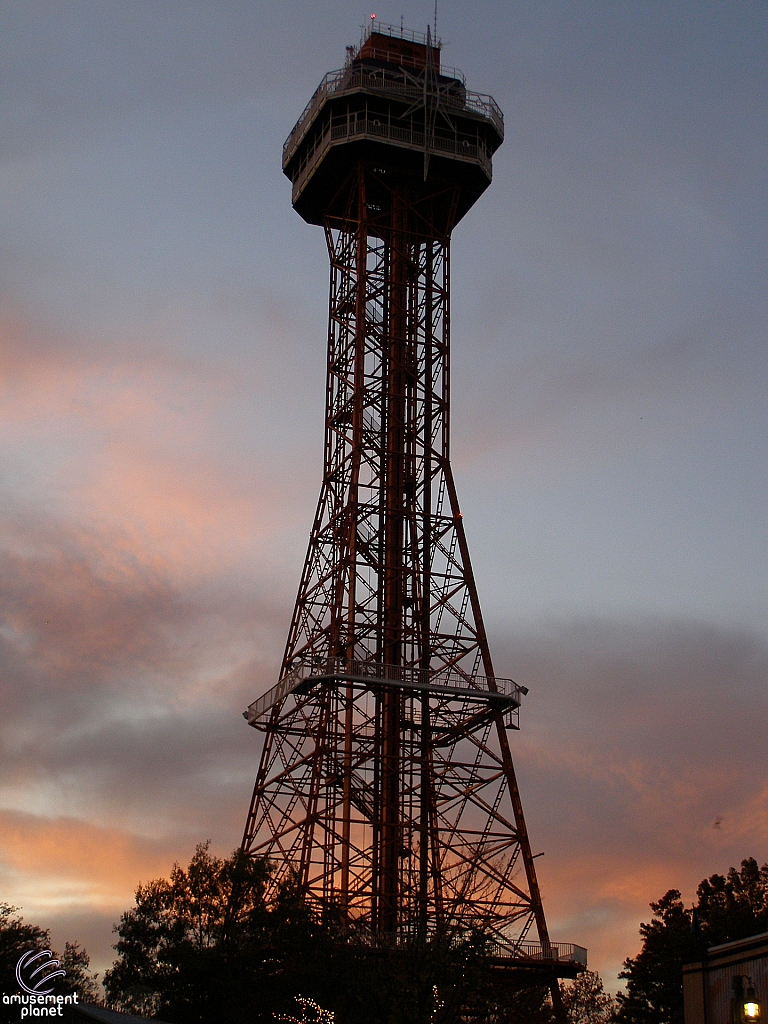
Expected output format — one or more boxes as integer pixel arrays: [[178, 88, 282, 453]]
[[241, 21, 585, 1003]]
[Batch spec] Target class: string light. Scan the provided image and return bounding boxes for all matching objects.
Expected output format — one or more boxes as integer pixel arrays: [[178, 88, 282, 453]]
[[275, 995, 335, 1024]]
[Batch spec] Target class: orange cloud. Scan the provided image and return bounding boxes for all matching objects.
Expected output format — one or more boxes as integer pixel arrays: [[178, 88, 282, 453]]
[[0, 809, 182, 913], [0, 308, 316, 612]]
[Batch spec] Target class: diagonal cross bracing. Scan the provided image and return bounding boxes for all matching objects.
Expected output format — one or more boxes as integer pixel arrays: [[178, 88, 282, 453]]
[[241, 163, 554, 956]]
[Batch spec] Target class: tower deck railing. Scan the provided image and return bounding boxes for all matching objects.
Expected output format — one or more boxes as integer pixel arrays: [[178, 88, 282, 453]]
[[244, 656, 525, 726], [341, 930, 587, 969], [283, 65, 504, 170], [290, 116, 493, 205], [494, 940, 589, 967], [360, 20, 443, 51]]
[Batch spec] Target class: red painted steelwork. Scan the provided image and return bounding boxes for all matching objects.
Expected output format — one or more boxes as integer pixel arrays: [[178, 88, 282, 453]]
[[240, 25, 583, 1015]]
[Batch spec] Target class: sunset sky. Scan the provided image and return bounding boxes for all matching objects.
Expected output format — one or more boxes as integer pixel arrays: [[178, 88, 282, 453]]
[[1, 0, 767, 992]]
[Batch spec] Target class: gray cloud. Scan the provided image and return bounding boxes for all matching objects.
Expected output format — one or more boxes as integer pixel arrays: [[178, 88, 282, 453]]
[[0, 501, 285, 839], [487, 615, 768, 976]]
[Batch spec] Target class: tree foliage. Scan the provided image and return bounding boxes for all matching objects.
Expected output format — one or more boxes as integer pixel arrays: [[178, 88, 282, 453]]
[[560, 970, 615, 1024], [615, 857, 768, 1024], [104, 843, 570, 1024], [614, 889, 694, 1024], [696, 856, 768, 944], [0, 903, 49, 990], [59, 941, 100, 1003], [104, 842, 275, 1021]]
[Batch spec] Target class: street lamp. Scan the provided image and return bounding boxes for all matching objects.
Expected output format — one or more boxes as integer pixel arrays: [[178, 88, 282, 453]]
[[733, 976, 761, 1023], [744, 980, 761, 1023]]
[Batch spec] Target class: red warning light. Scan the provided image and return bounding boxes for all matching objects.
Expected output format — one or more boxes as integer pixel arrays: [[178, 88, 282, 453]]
[[370, 13, 376, 19]]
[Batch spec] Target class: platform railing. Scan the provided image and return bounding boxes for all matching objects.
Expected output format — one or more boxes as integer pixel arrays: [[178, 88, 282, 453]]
[[244, 656, 525, 726], [284, 65, 504, 169], [318, 929, 587, 968], [291, 117, 492, 205], [493, 940, 589, 967], [360, 20, 441, 51]]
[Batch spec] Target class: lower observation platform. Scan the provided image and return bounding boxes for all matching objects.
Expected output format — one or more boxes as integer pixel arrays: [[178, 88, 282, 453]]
[[491, 939, 588, 979], [355, 936, 588, 976], [319, 936, 587, 980], [243, 657, 528, 730], [242, 657, 587, 977]]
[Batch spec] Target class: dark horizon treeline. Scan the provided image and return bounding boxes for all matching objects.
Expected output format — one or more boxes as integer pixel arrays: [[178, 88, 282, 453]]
[[102, 842, 552, 1024], [2, 849, 768, 1024]]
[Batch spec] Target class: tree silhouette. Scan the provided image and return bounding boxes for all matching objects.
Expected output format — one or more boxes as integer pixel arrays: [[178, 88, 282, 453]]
[[104, 843, 571, 1023], [104, 842, 273, 1021], [615, 858, 768, 1024], [560, 970, 615, 1024], [696, 857, 768, 944]]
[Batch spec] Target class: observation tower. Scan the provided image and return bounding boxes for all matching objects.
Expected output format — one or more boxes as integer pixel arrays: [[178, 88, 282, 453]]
[[241, 19, 585, 1012]]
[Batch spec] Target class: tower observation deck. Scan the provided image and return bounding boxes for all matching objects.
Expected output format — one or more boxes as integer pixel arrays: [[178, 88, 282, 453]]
[[241, 21, 585, 1015], [283, 22, 503, 229]]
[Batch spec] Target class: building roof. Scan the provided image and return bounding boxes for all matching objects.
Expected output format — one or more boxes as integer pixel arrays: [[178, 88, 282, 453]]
[[708, 930, 768, 955], [69, 1005, 171, 1024]]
